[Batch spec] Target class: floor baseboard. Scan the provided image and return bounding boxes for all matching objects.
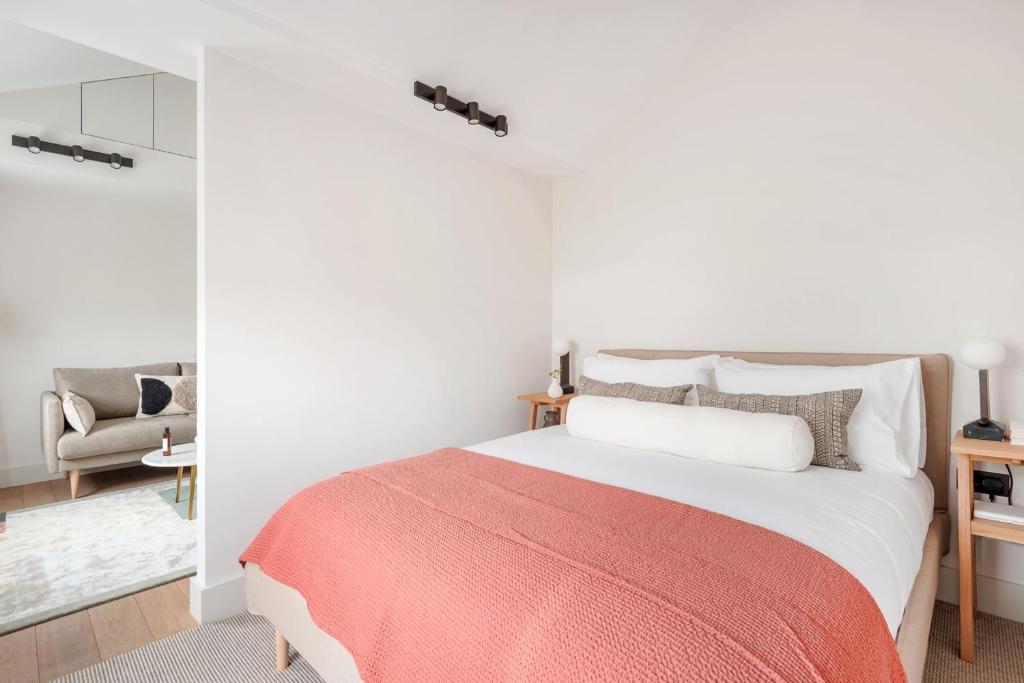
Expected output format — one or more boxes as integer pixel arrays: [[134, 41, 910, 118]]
[[190, 572, 245, 624], [0, 463, 60, 488], [938, 565, 1024, 623]]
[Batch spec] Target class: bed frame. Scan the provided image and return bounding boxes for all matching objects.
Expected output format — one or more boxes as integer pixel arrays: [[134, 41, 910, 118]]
[[247, 349, 952, 683]]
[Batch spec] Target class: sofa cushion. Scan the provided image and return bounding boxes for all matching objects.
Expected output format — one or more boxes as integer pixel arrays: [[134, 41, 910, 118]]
[[135, 374, 196, 417], [62, 391, 96, 435], [54, 363, 179, 420], [57, 414, 197, 461]]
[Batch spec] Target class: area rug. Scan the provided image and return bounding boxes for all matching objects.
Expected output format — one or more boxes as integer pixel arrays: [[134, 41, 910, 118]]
[[157, 480, 195, 520], [924, 600, 1024, 682], [55, 612, 323, 682], [53, 599, 1024, 683], [0, 482, 195, 635]]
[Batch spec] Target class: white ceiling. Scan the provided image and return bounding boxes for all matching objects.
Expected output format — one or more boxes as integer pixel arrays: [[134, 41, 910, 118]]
[[215, 0, 750, 169], [0, 0, 752, 175], [0, 19, 154, 92]]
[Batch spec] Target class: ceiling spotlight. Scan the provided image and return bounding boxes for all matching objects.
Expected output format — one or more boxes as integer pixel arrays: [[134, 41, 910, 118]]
[[12, 135, 132, 168], [433, 85, 447, 111], [413, 82, 509, 138]]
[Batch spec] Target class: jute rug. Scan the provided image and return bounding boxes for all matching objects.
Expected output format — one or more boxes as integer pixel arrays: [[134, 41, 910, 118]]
[[0, 482, 195, 635], [924, 601, 1024, 682], [55, 612, 323, 682], [55, 600, 1024, 682]]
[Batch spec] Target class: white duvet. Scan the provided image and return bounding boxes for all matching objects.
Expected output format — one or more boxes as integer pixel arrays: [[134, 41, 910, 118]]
[[469, 425, 933, 637]]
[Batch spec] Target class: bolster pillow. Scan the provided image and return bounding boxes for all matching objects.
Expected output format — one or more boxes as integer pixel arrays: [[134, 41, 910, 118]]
[[566, 396, 814, 472]]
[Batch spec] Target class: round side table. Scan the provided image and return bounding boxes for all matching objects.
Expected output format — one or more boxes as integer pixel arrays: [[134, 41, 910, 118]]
[[142, 443, 198, 520]]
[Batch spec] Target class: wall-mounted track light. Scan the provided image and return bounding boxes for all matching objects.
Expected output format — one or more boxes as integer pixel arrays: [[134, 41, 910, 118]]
[[11, 135, 133, 169], [413, 82, 508, 138]]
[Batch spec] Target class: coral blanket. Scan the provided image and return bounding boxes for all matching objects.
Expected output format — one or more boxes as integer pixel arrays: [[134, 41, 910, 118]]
[[241, 448, 904, 682]]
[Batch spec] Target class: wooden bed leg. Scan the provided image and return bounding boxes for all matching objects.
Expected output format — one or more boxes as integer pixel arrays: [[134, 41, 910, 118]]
[[275, 631, 290, 671]]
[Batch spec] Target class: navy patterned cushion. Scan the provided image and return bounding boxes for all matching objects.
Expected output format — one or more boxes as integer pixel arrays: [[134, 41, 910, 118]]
[[135, 374, 197, 418]]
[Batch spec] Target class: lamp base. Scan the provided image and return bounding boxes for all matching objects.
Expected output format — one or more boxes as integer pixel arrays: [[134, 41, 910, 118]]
[[964, 419, 1006, 442]]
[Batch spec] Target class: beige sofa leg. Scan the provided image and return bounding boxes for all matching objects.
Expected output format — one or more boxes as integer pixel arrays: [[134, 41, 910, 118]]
[[69, 470, 80, 499], [64, 471, 70, 480], [275, 631, 289, 671]]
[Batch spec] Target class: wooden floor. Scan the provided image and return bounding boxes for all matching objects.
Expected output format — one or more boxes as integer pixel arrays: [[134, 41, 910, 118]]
[[0, 465, 177, 512], [0, 466, 197, 683]]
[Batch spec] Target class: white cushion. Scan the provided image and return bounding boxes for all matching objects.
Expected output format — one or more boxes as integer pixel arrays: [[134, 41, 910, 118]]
[[581, 354, 718, 406], [62, 390, 96, 435], [712, 357, 920, 477], [566, 395, 813, 472], [905, 358, 927, 468]]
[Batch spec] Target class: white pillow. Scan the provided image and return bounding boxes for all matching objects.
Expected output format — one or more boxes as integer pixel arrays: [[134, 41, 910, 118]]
[[581, 354, 719, 406], [905, 358, 927, 468], [62, 391, 96, 435], [712, 357, 920, 477], [566, 395, 813, 472]]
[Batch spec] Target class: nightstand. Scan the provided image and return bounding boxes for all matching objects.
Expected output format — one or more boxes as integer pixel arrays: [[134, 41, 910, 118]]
[[952, 429, 1024, 662], [517, 392, 575, 430]]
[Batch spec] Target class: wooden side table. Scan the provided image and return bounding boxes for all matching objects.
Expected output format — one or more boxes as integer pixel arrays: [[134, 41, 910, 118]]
[[952, 429, 1024, 662], [517, 392, 575, 430]]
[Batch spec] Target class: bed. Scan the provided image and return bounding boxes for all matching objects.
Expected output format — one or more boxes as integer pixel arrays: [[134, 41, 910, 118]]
[[244, 350, 952, 682]]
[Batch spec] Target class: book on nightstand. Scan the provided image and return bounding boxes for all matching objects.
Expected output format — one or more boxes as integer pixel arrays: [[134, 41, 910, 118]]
[[1011, 420, 1024, 446], [975, 500, 1024, 525]]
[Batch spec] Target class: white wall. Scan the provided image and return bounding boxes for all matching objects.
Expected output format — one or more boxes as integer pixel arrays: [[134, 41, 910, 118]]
[[0, 117, 196, 486], [82, 73, 197, 157], [195, 50, 552, 618], [0, 84, 80, 135], [0, 18, 151, 93], [0, 74, 198, 159], [553, 1, 1024, 616]]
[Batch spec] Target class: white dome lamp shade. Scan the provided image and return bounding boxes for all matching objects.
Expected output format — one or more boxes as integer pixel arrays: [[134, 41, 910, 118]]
[[552, 339, 574, 394], [960, 338, 1007, 441]]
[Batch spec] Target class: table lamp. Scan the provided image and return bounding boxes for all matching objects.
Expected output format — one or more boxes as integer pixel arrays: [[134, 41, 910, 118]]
[[552, 339, 574, 394], [961, 338, 1007, 441]]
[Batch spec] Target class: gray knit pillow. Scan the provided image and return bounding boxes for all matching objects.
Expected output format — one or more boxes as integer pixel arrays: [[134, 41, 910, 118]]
[[578, 375, 692, 405], [696, 385, 863, 471]]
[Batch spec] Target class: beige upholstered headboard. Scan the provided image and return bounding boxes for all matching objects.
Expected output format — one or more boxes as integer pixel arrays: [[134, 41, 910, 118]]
[[599, 350, 953, 511]]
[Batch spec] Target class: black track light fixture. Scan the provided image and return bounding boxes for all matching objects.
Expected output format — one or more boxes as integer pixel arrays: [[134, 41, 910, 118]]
[[413, 82, 508, 138], [11, 135, 133, 169], [433, 85, 448, 111]]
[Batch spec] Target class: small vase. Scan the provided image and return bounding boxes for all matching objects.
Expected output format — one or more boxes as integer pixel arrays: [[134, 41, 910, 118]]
[[547, 378, 564, 399]]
